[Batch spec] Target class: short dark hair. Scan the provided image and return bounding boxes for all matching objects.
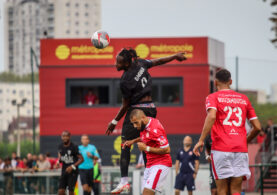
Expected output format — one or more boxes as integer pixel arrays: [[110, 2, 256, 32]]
[[62, 130, 71, 136], [215, 69, 231, 83], [130, 109, 145, 120]]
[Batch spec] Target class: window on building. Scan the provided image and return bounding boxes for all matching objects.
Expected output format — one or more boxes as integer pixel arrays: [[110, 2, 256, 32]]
[[66, 78, 183, 107], [75, 21, 79, 26], [0, 110, 2, 114], [66, 2, 70, 7], [75, 3, 79, 7], [66, 79, 111, 107], [12, 90, 16, 94], [85, 12, 89, 17], [75, 12, 79, 17], [76, 30, 79, 35], [19, 90, 24, 97], [85, 3, 89, 8]]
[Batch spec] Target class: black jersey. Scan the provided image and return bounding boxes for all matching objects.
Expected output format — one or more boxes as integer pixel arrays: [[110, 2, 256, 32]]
[[58, 142, 80, 173], [205, 135, 212, 154], [120, 59, 153, 105]]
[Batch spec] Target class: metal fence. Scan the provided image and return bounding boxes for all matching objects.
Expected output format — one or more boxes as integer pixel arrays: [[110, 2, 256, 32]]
[[0, 164, 276, 195]]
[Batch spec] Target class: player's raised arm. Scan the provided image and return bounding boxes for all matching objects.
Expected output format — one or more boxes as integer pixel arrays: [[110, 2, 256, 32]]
[[149, 52, 187, 67], [106, 98, 130, 135]]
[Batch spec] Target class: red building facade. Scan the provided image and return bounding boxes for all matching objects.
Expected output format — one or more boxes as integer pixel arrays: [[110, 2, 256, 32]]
[[40, 37, 224, 165]]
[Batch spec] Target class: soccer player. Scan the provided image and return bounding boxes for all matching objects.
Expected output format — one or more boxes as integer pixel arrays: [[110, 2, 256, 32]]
[[193, 69, 262, 195], [174, 136, 199, 195], [78, 135, 100, 195], [106, 48, 186, 193], [58, 131, 84, 195], [205, 135, 217, 195], [124, 109, 172, 195]]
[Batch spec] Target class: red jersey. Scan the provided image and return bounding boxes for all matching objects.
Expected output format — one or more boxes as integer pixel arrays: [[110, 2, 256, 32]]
[[140, 118, 172, 168], [85, 94, 98, 105], [205, 89, 257, 152]]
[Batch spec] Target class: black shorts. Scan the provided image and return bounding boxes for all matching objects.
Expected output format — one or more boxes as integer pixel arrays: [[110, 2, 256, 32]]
[[174, 173, 196, 191], [59, 171, 78, 192], [209, 164, 216, 189], [79, 169, 94, 187], [122, 105, 157, 140]]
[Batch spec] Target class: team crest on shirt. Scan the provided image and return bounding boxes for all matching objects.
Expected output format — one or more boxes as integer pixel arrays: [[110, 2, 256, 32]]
[[189, 151, 193, 156], [146, 132, 149, 138], [153, 129, 157, 133]]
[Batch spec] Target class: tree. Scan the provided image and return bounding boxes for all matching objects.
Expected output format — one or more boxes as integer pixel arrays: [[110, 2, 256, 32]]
[[264, 0, 277, 46]]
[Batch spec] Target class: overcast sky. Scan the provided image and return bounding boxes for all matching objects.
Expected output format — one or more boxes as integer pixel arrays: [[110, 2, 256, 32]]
[[0, 0, 276, 94]]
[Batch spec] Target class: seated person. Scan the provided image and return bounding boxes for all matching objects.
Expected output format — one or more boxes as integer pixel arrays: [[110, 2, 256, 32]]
[[84, 90, 99, 106]]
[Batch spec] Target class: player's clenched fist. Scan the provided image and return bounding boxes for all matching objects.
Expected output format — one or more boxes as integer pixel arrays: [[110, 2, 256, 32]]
[[137, 142, 147, 152], [106, 122, 116, 135], [175, 52, 187, 61]]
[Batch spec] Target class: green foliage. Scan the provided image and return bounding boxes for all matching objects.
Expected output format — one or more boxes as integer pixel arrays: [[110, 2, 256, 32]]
[[0, 72, 39, 83], [253, 102, 277, 126], [0, 141, 39, 159]]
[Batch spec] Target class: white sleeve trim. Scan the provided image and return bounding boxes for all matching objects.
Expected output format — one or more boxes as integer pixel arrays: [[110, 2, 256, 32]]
[[249, 117, 258, 121], [160, 144, 169, 148], [206, 107, 217, 111]]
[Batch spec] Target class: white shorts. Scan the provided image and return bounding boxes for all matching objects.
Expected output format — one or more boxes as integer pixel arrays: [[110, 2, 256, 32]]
[[211, 150, 251, 180], [143, 165, 170, 192]]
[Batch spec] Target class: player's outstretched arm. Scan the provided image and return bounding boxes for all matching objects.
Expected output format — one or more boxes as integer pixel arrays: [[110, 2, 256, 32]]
[[150, 52, 186, 67], [193, 109, 217, 156], [247, 119, 262, 143], [106, 98, 130, 135]]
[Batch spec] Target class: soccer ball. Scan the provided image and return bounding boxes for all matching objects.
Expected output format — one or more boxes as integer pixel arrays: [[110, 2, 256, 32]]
[[91, 30, 110, 49]]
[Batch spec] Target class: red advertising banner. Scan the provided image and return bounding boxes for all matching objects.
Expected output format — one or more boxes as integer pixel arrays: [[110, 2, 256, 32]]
[[40, 37, 208, 66]]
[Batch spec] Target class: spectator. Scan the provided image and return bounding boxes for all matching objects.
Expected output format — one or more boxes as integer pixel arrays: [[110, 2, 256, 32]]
[[17, 157, 28, 172], [257, 129, 266, 144], [264, 118, 273, 134], [174, 136, 199, 195], [46, 152, 58, 170], [84, 90, 99, 106], [3, 157, 13, 195], [0, 158, 4, 170], [26, 153, 33, 169], [11, 152, 17, 169], [37, 154, 51, 172], [32, 155, 38, 169]]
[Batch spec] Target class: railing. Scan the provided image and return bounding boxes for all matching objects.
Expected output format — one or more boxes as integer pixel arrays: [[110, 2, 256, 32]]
[[254, 125, 277, 189], [0, 166, 211, 195], [250, 163, 277, 195]]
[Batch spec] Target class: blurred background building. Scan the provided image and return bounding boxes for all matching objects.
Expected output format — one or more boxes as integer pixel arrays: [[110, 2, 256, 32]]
[[0, 82, 39, 131], [3, 0, 101, 75]]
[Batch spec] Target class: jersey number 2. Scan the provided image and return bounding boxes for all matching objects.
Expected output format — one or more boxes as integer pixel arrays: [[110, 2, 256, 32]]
[[223, 106, 242, 127]]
